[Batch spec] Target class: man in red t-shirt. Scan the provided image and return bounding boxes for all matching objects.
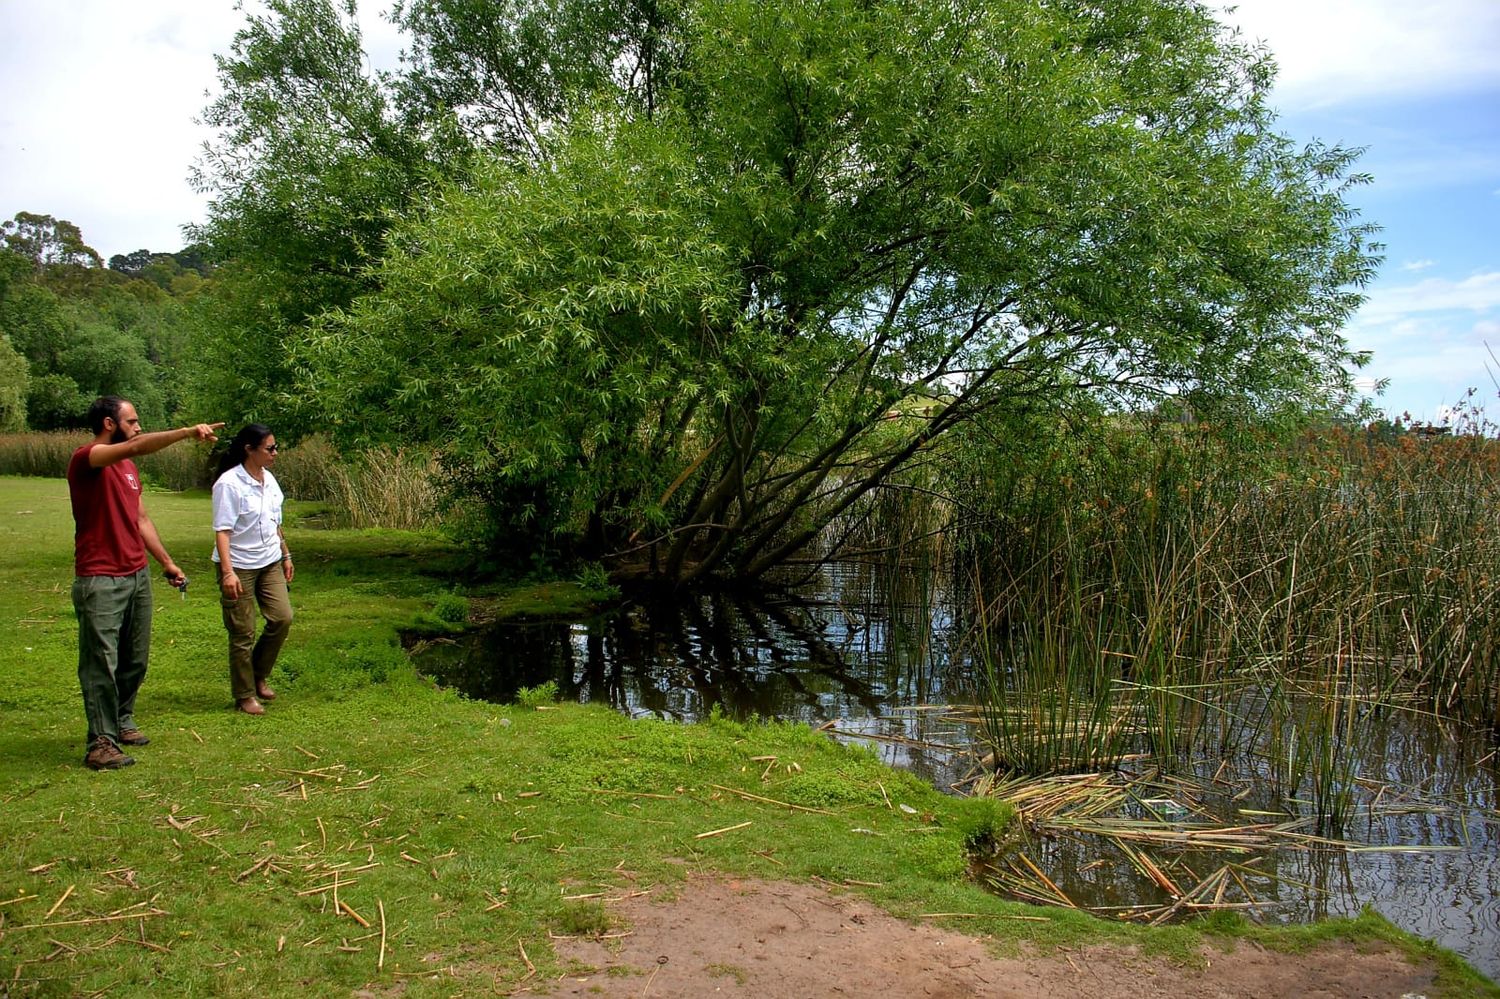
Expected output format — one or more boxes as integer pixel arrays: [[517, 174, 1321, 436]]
[[67, 396, 222, 770]]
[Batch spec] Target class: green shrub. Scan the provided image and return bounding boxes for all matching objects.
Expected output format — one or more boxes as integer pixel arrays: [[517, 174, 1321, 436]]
[[516, 681, 560, 709], [947, 796, 1012, 850], [555, 901, 611, 937], [433, 591, 469, 624]]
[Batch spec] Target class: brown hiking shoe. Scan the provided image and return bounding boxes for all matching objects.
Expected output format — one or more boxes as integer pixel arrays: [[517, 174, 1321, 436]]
[[236, 697, 266, 716], [118, 728, 150, 746], [84, 740, 135, 771]]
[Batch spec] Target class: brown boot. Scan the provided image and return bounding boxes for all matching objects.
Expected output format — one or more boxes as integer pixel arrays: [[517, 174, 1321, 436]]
[[118, 728, 150, 746], [84, 740, 135, 770], [255, 684, 277, 701], [236, 697, 266, 716]]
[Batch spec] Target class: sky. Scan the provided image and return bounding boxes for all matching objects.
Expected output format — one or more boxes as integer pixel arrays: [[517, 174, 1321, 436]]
[[0, 1, 1496, 424]]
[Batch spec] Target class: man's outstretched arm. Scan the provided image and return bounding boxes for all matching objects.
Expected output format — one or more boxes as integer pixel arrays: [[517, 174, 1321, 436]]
[[89, 422, 223, 468]]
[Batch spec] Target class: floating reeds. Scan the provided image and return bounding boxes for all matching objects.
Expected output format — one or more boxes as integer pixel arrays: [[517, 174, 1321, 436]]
[[975, 765, 1482, 925]]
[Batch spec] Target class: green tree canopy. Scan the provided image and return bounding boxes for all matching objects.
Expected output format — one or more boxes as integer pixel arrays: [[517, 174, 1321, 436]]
[[394, 0, 682, 156], [1, 212, 103, 270], [209, 0, 1380, 581], [0, 220, 203, 430], [188, 0, 436, 434], [0, 332, 27, 432], [108, 249, 158, 276]]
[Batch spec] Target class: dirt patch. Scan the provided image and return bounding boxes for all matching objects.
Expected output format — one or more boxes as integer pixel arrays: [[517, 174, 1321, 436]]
[[550, 876, 1438, 998]]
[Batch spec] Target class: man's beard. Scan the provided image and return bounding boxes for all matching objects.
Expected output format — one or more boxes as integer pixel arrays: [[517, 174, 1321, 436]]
[[110, 426, 129, 444]]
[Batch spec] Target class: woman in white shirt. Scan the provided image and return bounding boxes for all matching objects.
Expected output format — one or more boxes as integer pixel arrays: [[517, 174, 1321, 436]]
[[212, 424, 293, 715]]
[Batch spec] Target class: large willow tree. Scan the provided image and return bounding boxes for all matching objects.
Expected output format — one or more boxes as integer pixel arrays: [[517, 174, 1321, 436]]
[[207, 0, 1378, 582]]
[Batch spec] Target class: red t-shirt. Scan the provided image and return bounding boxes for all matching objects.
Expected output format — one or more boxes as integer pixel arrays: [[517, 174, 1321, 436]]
[[67, 445, 148, 577]]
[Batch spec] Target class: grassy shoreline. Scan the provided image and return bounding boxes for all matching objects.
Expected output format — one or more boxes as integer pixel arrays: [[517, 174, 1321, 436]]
[[1, 476, 1492, 996]]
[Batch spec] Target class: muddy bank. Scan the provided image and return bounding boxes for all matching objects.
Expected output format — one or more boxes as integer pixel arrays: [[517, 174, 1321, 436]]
[[552, 876, 1444, 998]]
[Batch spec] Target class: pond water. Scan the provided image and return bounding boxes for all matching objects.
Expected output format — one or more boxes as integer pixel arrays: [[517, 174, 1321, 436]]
[[410, 564, 1500, 980], [979, 715, 1499, 980]]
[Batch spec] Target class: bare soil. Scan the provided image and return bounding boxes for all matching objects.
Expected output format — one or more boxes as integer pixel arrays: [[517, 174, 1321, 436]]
[[551, 875, 1440, 998]]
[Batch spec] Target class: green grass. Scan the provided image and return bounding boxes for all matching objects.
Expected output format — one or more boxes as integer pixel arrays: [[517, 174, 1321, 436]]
[[0, 476, 1492, 997]]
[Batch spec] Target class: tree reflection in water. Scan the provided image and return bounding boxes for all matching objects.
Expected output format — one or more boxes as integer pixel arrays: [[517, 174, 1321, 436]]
[[412, 562, 979, 787]]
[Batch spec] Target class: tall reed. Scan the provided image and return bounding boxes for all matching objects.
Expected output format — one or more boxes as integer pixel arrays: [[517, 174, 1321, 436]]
[[325, 445, 440, 531], [0, 431, 214, 490], [268, 433, 344, 504], [945, 416, 1500, 832], [0, 431, 79, 477], [0, 431, 441, 531], [268, 435, 440, 530]]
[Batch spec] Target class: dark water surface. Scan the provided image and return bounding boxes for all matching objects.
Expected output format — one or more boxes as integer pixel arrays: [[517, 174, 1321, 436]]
[[411, 565, 1499, 980]]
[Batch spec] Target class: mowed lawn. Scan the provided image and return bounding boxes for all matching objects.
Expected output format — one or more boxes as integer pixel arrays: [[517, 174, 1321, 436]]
[[1, 475, 1490, 997], [0, 475, 1020, 996]]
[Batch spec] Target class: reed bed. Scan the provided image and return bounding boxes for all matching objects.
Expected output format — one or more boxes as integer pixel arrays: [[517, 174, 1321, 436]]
[[319, 444, 440, 531], [942, 419, 1500, 833], [0, 431, 440, 530], [0, 430, 214, 489], [0, 430, 91, 477], [272, 435, 439, 530]]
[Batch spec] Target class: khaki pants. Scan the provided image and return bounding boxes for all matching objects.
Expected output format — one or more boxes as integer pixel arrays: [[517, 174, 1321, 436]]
[[73, 567, 152, 748], [218, 562, 293, 701]]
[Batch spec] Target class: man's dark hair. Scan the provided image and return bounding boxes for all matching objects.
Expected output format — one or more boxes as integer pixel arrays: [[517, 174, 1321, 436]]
[[87, 396, 128, 434]]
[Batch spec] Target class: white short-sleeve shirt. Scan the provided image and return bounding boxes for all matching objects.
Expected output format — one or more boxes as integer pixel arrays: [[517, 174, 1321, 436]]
[[211, 464, 285, 570]]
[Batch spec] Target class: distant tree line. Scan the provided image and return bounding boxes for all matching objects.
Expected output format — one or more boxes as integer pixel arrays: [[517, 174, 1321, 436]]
[[0, 211, 211, 432]]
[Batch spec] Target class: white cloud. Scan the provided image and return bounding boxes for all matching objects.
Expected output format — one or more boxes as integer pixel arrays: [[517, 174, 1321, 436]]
[[0, 1, 401, 260], [1343, 272, 1500, 419], [1401, 259, 1436, 273], [0, 3, 244, 256], [1217, 1, 1500, 108], [1357, 272, 1500, 321], [1352, 334, 1498, 420]]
